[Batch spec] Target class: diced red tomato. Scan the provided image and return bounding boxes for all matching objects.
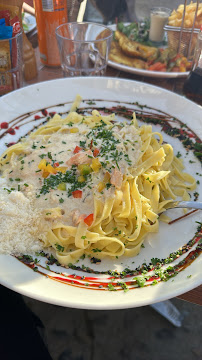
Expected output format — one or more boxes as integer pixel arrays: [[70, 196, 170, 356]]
[[53, 162, 60, 168], [73, 146, 82, 154], [90, 139, 93, 149], [93, 148, 99, 157], [148, 62, 166, 72], [72, 190, 83, 198], [84, 213, 94, 226]]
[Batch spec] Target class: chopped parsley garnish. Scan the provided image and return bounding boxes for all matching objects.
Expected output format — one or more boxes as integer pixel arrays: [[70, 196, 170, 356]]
[[39, 166, 92, 197], [55, 243, 64, 252], [133, 276, 146, 287], [32, 143, 37, 149], [106, 183, 112, 190], [92, 248, 102, 253], [39, 154, 46, 159], [176, 151, 182, 158], [108, 283, 116, 291], [79, 140, 86, 148], [117, 282, 129, 292]]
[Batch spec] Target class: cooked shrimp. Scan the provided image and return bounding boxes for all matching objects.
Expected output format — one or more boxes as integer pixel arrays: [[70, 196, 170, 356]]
[[66, 150, 92, 166], [110, 166, 123, 189], [71, 209, 86, 226]]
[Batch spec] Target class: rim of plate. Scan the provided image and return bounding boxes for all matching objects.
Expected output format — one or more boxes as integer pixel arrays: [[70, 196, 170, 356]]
[[1, 76, 200, 108]]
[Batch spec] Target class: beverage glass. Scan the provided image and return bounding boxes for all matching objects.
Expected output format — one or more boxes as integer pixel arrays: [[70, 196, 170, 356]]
[[55, 22, 113, 77], [149, 7, 171, 43], [0, 30, 23, 96]]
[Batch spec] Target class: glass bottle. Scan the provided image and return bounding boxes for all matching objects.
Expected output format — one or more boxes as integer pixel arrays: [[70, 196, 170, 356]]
[[34, 0, 68, 67], [183, 25, 202, 106]]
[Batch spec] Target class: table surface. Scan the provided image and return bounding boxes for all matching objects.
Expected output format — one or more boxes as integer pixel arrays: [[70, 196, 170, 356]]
[[25, 30, 202, 306]]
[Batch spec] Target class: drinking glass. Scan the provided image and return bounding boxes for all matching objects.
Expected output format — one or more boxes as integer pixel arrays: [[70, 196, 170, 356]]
[[55, 22, 113, 77], [0, 30, 23, 96]]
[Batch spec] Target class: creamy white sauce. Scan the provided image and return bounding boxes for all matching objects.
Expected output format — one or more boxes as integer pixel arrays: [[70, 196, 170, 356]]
[[1, 120, 141, 231]]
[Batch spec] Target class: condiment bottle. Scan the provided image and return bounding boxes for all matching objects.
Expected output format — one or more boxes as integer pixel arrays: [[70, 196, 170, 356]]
[[149, 7, 171, 43], [0, 0, 37, 81], [183, 26, 202, 106], [34, 0, 68, 67]]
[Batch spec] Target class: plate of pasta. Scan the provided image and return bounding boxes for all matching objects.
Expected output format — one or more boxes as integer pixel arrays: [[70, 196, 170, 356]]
[[0, 77, 201, 309]]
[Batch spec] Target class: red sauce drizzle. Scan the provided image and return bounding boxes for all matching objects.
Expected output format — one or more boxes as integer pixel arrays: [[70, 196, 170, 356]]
[[0, 122, 9, 129]]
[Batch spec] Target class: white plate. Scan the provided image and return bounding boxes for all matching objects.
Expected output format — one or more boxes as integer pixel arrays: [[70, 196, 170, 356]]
[[0, 77, 201, 309], [23, 12, 36, 34], [107, 24, 189, 79]]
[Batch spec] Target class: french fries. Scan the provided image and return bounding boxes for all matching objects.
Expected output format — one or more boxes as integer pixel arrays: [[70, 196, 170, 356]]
[[168, 1, 202, 28]]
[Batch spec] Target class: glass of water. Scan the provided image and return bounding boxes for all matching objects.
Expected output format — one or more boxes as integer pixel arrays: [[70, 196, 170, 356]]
[[55, 22, 113, 77]]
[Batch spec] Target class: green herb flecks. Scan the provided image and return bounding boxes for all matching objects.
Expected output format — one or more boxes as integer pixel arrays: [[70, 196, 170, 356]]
[[39, 165, 92, 197], [55, 243, 65, 252]]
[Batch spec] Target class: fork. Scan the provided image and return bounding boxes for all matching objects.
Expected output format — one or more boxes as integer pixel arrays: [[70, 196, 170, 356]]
[[165, 201, 202, 211]]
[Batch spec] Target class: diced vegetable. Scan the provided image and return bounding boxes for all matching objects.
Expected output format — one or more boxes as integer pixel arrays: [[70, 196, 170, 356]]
[[78, 164, 92, 175], [148, 62, 166, 71], [53, 162, 60, 168], [93, 148, 100, 157], [78, 175, 85, 183], [72, 190, 82, 198], [97, 181, 105, 192], [84, 213, 94, 226], [57, 182, 66, 191], [103, 172, 110, 183], [70, 127, 79, 133], [91, 158, 101, 172], [73, 146, 82, 154]]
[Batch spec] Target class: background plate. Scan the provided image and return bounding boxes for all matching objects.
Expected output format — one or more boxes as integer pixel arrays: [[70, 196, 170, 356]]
[[0, 77, 201, 309], [107, 24, 190, 79]]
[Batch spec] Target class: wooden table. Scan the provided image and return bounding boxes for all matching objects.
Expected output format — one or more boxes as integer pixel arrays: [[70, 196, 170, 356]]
[[26, 32, 202, 305]]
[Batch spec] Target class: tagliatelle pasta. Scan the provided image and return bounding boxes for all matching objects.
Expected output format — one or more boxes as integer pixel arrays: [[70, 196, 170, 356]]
[[0, 97, 196, 264]]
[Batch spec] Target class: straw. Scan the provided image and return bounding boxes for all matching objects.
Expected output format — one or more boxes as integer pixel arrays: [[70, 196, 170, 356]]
[[77, 0, 87, 22]]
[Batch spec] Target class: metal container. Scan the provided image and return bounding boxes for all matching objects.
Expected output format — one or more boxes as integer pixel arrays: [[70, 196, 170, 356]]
[[164, 25, 200, 59]]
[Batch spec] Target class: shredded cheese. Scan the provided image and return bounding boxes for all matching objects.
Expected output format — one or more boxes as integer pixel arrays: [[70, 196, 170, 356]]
[[0, 182, 47, 254]]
